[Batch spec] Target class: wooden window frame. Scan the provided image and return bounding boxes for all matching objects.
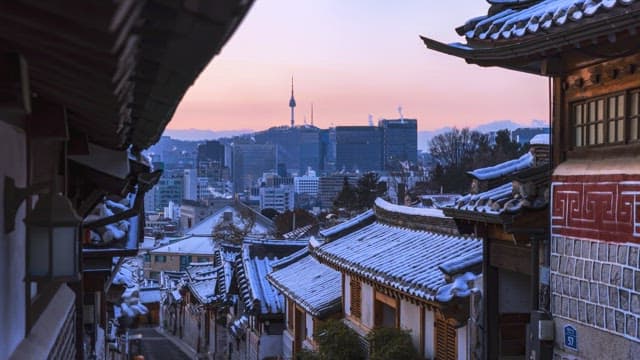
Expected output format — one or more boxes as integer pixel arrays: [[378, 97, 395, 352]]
[[435, 312, 457, 360], [571, 89, 640, 149], [373, 291, 399, 328]]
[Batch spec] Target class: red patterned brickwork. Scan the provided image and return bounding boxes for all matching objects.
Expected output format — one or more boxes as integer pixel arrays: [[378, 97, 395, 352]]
[[552, 175, 640, 243]]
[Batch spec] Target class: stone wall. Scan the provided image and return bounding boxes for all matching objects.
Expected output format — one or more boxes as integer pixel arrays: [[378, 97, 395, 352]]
[[551, 235, 640, 356]]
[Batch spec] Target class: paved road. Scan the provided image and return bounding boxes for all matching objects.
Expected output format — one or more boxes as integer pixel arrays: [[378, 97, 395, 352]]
[[131, 327, 192, 360]]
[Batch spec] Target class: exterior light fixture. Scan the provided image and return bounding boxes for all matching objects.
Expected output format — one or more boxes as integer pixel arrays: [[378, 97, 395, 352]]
[[26, 190, 82, 280], [4, 176, 82, 280]]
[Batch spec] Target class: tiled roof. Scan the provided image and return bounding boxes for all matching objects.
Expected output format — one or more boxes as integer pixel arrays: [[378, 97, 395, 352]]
[[236, 241, 306, 315], [467, 152, 533, 181], [461, 0, 637, 41], [450, 163, 551, 216], [319, 209, 375, 238], [375, 198, 447, 218], [267, 252, 342, 318], [315, 222, 482, 301]]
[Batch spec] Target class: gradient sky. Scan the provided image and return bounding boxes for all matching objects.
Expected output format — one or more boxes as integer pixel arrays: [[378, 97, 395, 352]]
[[168, 0, 549, 132]]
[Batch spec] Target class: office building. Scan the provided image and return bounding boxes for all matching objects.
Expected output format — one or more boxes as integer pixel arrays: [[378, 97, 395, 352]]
[[379, 118, 418, 170], [335, 126, 383, 172]]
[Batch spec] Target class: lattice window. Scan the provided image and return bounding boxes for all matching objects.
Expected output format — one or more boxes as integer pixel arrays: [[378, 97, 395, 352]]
[[350, 279, 362, 319], [435, 314, 457, 360], [572, 91, 635, 148]]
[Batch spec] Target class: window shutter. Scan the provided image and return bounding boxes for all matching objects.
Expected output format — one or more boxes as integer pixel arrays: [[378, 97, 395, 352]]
[[435, 314, 457, 360], [350, 279, 362, 319]]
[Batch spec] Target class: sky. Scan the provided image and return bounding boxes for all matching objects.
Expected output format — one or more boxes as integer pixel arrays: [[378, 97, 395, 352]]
[[167, 0, 549, 133]]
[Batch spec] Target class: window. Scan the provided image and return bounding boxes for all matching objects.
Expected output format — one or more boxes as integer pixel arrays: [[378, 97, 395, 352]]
[[154, 255, 167, 263], [435, 313, 457, 360], [572, 90, 636, 148], [179, 255, 192, 271], [197, 256, 210, 263], [350, 279, 362, 319], [373, 291, 397, 328], [143, 253, 151, 262]]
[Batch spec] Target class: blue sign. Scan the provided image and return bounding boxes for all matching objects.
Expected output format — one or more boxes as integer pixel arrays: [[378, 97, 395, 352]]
[[564, 325, 577, 350]]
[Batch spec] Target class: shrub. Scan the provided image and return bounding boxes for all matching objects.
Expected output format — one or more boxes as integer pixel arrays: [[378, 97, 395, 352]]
[[314, 319, 365, 360], [367, 327, 420, 360]]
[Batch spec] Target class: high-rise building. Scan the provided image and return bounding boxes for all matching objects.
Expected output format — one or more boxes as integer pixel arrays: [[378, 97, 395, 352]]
[[197, 140, 226, 180], [183, 169, 198, 201], [155, 171, 184, 210], [335, 126, 383, 172], [253, 126, 321, 175], [232, 144, 277, 194], [378, 118, 418, 170]]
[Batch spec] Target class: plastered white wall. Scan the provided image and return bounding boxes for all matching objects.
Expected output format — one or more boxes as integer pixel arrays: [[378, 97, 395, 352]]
[[344, 274, 351, 316], [424, 309, 435, 358], [457, 325, 468, 360], [400, 300, 421, 351], [305, 313, 314, 339], [361, 282, 374, 328]]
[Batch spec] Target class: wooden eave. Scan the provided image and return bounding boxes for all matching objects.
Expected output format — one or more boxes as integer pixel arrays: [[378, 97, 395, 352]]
[[0, 0, 254, 151], [421, 4, 640, 76]]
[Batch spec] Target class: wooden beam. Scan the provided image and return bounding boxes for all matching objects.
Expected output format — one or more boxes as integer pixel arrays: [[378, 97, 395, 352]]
[[489, 241, 532, 275]]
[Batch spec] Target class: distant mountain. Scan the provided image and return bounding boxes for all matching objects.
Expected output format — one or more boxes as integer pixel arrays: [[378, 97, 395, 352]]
[[163, 128, 252, 141], [418, 119, 548, 151]]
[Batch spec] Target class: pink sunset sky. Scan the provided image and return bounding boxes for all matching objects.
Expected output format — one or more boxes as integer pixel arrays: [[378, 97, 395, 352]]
[[167, 0, 548, 133]]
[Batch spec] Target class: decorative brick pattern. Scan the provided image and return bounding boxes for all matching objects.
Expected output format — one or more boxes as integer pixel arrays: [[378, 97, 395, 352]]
[[551, 235, 640, 342]]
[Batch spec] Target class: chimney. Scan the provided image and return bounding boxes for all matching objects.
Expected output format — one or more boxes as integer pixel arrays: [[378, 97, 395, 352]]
[[528, 134, 550, 166]]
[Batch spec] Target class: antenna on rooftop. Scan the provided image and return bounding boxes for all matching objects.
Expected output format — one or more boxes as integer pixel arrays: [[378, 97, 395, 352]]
[[398, 106, 405, 123], [311, 103, 314, 126]]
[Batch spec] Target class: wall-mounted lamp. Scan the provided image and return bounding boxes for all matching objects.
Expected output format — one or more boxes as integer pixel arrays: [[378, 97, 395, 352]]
[[4, 176, 82, 280]]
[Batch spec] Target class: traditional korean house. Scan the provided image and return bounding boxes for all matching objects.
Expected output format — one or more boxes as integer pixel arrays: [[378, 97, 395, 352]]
[[422, 0, 640, 358], [229, 239, 307, 360], [314, 199, 482, 359], [160, 244, 239, 358], [441, 141, 551, 359], [267, 248, 342, 359], [0, 1, 254, 358]]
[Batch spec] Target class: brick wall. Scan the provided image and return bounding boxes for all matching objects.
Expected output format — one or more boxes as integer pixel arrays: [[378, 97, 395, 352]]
[[551, 235, 640, 340]]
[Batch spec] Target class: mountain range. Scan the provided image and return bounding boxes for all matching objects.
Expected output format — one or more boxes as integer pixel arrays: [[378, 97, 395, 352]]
[[162, 119, 549, 151]]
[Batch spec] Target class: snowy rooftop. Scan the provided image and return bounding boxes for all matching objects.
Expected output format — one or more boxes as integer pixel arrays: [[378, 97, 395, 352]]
[[188, 204, 274, 237], [236, 241, 306, 315], [188, 276, 219, 304], [461, 0, 636, 41], [530, 133, 550, 145], [139, 288, 161, 304], [467, 152, 534, 181], [268, 252, 342, 318], [375, 198, 447, 218], [315, 222, 482, 301], [319, 209, 375, 238], [150, 236, 214, 255]]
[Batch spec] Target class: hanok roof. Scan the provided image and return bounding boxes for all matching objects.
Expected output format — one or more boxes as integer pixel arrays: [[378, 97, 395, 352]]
[[151, 236, 214, 256], [139, 287, 162, 304], [2, 0, 255, 150], [467, 152, 533, 181], [236, 240, 306, 315], [267, 250, 341, 318], [315, 222, 482, 302], [319, 209, 375, 239], [421, 0, 640, 74], [445, 163, 551, 222]]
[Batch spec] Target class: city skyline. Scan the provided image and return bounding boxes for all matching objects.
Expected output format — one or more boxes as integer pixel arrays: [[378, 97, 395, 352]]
[[167, 1, 548, 133]]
